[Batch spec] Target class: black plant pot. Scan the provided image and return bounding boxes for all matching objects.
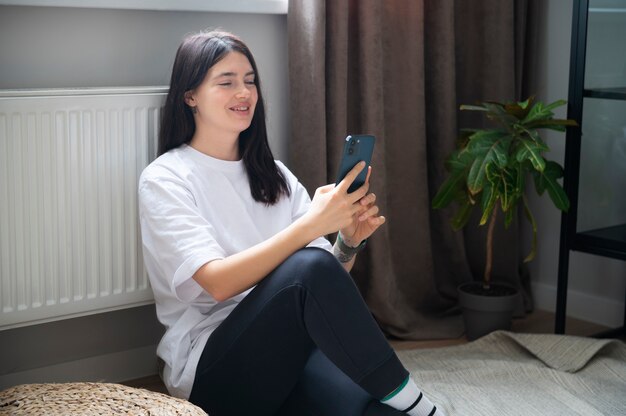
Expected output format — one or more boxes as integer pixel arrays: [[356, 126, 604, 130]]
[[458, 281, 519, 341]]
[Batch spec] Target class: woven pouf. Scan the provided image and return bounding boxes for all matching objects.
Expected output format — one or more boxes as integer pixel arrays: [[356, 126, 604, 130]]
[[0, 382, 206, 415]]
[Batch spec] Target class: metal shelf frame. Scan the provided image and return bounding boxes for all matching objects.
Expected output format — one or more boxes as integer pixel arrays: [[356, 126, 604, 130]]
[[556, 0, 626, 337]]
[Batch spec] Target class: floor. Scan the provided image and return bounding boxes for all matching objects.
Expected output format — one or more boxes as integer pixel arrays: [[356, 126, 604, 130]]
[[122, 309, 621, 395]]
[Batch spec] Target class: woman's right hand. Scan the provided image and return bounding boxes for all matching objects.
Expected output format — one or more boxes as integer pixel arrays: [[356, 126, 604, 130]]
[[304, 162, 369, 238]]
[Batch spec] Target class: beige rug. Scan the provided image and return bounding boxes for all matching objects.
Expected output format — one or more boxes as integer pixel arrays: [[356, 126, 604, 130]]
[[398, 331, 626, 416]]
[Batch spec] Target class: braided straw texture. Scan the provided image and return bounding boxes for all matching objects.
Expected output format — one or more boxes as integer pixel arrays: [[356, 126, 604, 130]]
[[0, 382, 207, 415]]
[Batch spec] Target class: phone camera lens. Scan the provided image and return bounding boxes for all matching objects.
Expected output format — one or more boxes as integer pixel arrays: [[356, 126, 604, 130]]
[[348, 148, 354, 155], [350, 139, 356, 145]]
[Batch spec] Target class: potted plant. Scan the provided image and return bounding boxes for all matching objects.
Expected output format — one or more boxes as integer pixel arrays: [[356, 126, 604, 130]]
[[432, 97, 577, 340]]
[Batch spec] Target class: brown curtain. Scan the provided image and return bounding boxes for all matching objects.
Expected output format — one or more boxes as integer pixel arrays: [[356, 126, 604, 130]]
[[288, 0, 537, 339]]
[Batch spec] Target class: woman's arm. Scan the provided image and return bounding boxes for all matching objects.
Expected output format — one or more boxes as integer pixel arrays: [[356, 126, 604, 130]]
[[192, 214, 314, 301], [192, 162, 369, 301]]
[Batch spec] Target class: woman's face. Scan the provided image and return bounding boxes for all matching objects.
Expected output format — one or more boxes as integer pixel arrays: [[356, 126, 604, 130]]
[[186, 51, 258, 136]]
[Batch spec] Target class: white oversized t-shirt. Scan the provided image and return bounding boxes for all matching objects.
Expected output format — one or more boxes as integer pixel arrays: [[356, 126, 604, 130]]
[[138, 144, 332, 399]]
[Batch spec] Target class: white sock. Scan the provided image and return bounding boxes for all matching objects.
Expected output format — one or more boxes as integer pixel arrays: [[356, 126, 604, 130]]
[[381, 376, 446, 416]]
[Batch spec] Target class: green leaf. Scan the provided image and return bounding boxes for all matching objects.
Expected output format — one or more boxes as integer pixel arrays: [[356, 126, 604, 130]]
[[467, 130, 509, 168], [432, 170, 467, 209], [467, 156, 487, 194], [524, 119, 577, 135], [446, 149, 473, 172], [482, 102, 518, 127], [457, 129, 475, 148], [521, 128, 550, 151], [459, 104, 489, 112], [484, 162, 499, 184], [518, 96, 533, 109], [525, 118, 578, 130], [522, 100, 568, 125], [544, 175, 570, 212], [451, 198, 473, 230], [543, 99, 567, 113], [544, 160, 564, 178], [466, 131, 513, 194], [532, 169, 546, 195], [520, 130, 550, 153], [497, 168, 518, 212], [532, 161, 569, 211], [467, 129, 508, 147], [505, 97, 532, 120], [516, 139, 547, 171], [523, 101, 550, 123], [479, 183, 497, 225]]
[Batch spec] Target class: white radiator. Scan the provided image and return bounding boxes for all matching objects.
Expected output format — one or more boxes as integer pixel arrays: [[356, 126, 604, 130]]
[[0, 87, 167, 330]]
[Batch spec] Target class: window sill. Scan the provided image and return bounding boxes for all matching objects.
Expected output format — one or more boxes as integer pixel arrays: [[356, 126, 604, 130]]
[[0, 0, 288, 14]]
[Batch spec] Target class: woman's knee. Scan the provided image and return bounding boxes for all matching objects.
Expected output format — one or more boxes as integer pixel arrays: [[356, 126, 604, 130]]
[[287, 247, 337, 268], [274, 247, 347, 288]]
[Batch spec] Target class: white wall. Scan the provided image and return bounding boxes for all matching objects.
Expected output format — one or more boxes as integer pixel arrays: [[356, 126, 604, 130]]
[[525, 0, 626, 329], [0, 5, 289, 160]]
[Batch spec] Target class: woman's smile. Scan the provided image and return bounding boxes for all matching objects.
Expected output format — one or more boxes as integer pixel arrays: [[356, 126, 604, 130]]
[[229, 102, 252, 116]]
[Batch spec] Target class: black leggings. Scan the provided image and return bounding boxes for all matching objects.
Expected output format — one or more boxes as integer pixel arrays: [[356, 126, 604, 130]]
[[189, 248, 407, 415]]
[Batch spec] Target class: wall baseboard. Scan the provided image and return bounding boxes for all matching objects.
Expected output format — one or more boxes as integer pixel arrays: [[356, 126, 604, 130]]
[[0, 344, 159, 392], [532, 282, 625, 328]]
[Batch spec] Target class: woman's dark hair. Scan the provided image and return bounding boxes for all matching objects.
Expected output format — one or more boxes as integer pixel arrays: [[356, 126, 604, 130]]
[[158, 30, 290, 205]]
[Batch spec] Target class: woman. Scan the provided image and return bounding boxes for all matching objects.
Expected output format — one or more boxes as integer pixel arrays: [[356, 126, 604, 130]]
[[138, 30, 445, 416]]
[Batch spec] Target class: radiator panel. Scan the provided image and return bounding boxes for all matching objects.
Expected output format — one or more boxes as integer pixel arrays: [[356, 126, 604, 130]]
[[0, 88, 166, 329]]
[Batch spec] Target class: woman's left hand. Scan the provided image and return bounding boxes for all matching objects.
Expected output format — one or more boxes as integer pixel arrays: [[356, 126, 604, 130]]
[[339, 166, 386, 247]]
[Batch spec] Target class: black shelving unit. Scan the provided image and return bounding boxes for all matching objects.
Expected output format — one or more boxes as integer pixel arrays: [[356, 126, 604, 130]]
[[556, 0, 626, 337]]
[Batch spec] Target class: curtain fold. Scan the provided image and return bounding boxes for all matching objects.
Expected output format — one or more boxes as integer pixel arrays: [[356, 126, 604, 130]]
[[288, 0, 534, 339]]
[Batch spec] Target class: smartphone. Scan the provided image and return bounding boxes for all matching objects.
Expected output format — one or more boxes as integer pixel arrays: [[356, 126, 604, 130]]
[[335, 135, 375, 193]]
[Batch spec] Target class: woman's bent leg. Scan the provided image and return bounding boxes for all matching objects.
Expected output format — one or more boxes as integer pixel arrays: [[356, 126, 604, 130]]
[[189, 248, 407, 415], [277, 348, 406, 416]]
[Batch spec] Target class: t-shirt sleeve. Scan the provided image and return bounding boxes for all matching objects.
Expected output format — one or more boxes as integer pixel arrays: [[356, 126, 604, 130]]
[[138, 174, 226, 303]]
